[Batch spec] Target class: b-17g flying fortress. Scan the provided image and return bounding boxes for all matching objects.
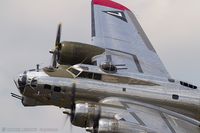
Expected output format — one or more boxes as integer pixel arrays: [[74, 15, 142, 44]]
[[11, 0, 200, 133]]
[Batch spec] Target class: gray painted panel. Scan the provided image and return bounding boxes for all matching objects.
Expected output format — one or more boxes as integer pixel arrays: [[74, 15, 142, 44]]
[[91, 4, 171, 78]]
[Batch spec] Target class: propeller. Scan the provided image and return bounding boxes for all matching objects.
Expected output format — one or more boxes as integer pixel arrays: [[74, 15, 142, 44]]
[[71, 83, 76, 112], [62, 83, 77, 132], [61, 113, 73, 133], [61, 110, 70, 131], [70, 83, 77, 133], [62, 83, 95, 133], [50, 23, 62, 68]]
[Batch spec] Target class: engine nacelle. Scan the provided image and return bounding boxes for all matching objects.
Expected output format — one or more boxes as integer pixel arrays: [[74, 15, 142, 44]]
[[71, 103, 100, 127], [91, 118, 155, 133], [71, 103, 156, 133], [58, 41, 104, 65], [71, 102, 126, 128]]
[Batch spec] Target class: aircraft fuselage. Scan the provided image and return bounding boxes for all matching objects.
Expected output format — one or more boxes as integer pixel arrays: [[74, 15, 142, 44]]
[[14, 65, 200, 122]]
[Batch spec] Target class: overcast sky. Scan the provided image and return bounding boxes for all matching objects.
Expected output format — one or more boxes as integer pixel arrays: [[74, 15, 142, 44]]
[[0, 0, 200, 133]]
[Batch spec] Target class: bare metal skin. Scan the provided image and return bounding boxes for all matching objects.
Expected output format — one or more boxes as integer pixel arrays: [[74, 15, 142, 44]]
[[12, 0, 200, 133]]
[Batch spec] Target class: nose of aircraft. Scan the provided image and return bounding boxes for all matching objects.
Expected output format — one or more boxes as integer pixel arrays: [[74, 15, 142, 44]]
[[14, 71, 27, 94]]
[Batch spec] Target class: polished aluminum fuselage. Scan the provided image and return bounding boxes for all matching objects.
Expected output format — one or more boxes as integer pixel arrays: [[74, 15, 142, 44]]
[[20, 68, 200, 122]]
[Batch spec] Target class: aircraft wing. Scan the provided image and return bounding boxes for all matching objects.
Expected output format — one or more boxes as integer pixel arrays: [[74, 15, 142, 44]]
[[91, 0, 170, 78], [99, 97, 200, 133]]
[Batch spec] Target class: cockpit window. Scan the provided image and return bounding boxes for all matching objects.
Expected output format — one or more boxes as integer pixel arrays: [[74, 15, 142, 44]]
[[67, 67, 82, 77]]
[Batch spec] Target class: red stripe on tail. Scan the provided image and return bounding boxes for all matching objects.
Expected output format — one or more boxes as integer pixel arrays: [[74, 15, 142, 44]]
[[93, 0, 129, 11]]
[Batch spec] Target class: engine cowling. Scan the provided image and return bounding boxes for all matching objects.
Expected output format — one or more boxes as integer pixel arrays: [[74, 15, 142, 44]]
[[70, 102, 156, 133], [57, 41, 104, 65], [70, 102, 126, 128], [70, 103, 100, 128], [92, 118, 155, 133]]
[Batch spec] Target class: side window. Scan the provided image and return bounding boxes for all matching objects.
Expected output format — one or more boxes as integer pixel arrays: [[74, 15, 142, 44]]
[[92, 61, 97, 65], [180, 81, 197, 89], [78, 72, 102, 80], [54, 86, 61, 92], [44, 84, 51, 90], [93, 73, 102, 80], [172, 94, 179, 100], [79, 72, 93, 78]]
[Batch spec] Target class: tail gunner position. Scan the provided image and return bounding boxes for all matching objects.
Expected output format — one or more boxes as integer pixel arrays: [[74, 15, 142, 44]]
[[12, 0, 200, 133]]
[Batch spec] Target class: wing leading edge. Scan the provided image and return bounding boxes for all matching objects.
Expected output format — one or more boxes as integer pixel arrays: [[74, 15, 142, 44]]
[[91, 0, 170, 78]]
